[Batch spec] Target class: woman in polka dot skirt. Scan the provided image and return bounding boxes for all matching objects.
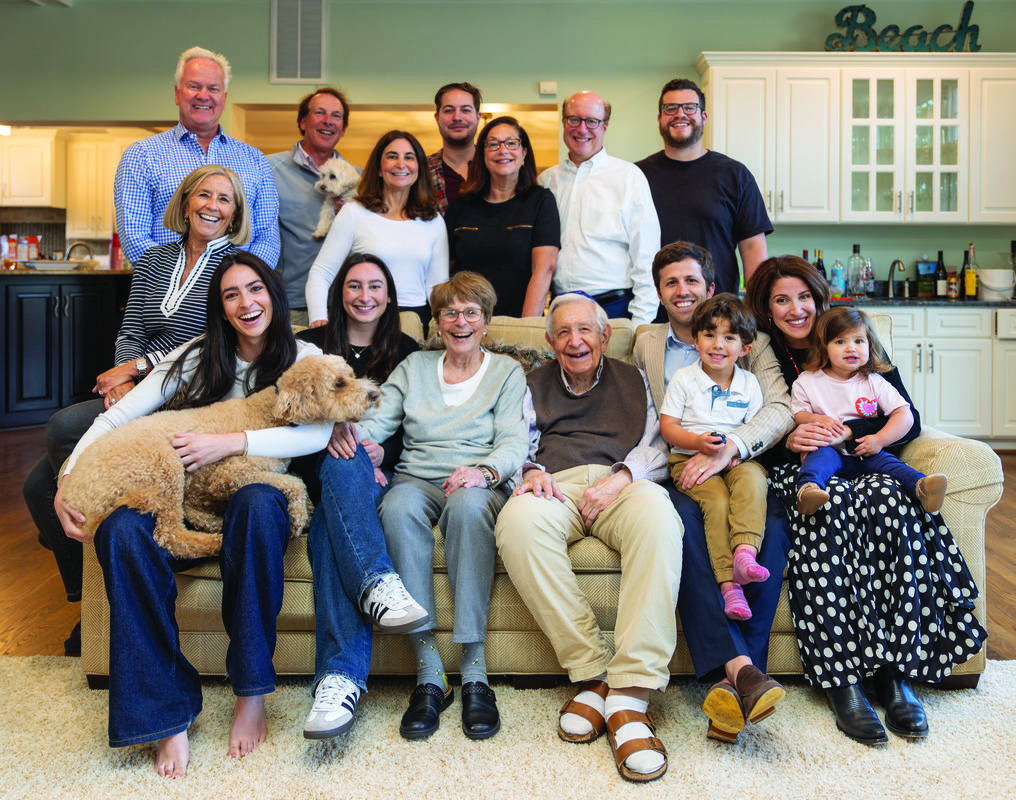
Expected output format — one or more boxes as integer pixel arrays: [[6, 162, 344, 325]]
[[744, 255, 986, 747]]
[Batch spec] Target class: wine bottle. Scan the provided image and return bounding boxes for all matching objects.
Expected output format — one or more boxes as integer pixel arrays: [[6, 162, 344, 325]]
[[965, 242, 978, 301], [847, 244, 864, 298], [935, 250, 948, 298], [815, 249, 827, 281], [959, 248, 969, 301]]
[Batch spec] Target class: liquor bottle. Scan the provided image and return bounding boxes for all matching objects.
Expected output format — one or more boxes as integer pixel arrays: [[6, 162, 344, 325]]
[[958, 248, 969, 301], [964, 242, 979, 301], [863, 257, 875, 296], [802, 249, 809, 264], [935, 250, 948, 298], [815, 249, 827, 281], [847, 244, 864, 298], [829, 257, 846, 298]]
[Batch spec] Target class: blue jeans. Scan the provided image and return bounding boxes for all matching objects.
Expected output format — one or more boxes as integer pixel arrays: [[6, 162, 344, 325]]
[[379, 475, 507, 643], [93, 484, 289, 747], [667, 481, 791, 681], [798, 447, 923, 497], [308, 446, 395, 693]]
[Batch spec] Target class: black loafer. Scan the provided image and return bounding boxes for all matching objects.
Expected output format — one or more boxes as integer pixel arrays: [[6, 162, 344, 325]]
[[399, 683, 453, 740], [461, 681, 500, 740], [873, 667, 929, 739], [825, 685, 888, 746]]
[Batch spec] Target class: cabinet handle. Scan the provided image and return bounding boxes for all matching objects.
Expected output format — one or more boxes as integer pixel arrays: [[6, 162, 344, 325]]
[[915, 343, 922, 372], [928, 343, 934, 374], [893, 190, 901, 215], [63, 295, 70, 317], [907, 191, 914, 214], [778, 190, 784, 213], [765, 190, 772, 213], [53, 296, 59, 318]]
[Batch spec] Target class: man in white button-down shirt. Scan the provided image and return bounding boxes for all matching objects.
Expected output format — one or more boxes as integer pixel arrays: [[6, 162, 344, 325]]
[[538, 91, 661, 328]]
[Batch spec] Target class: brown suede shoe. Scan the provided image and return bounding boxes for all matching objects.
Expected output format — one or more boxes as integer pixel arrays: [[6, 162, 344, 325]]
[[734, 664, 786, 724], [702, 679, 744, 743], [796, 482, 830, 516], [915, 473, 947, 513]]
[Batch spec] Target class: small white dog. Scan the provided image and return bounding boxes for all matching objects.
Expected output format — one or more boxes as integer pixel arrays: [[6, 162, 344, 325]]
[[312, 156, 360, 238]]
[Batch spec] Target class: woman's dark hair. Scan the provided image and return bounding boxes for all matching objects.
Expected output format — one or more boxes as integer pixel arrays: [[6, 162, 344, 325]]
[[460, 116, 537, 199], [356, 130, 439, 221], [743, 254, 831, 344], [163, 252, 296, 407], [321, 252, 403, 383]]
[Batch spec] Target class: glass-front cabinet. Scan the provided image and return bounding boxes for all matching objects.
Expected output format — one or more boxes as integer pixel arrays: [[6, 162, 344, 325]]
[[842, 68, 967, 222]]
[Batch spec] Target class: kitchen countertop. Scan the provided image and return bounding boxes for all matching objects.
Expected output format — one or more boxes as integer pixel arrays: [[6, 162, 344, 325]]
[[1, 267, 132, 276], [832, 297, 1016, 307]]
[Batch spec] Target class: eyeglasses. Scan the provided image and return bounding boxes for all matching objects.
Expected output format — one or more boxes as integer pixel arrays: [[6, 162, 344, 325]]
[[563, 115, 605, 130], [660, 102, 702, 116], [484, 138, 523, 152], [438, 307, 484, 322]]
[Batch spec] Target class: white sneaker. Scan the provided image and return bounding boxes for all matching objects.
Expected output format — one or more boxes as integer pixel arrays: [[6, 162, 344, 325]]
[[304, 674, 360, 740], [362, 573, 429, 633]]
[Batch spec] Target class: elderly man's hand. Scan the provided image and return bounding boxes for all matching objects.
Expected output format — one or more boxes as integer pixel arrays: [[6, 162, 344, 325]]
[[513, 469, 565, 502], [577, 469, 631, 529]]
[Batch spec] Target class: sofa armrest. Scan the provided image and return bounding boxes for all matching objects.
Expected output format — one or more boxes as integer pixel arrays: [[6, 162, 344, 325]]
[[899, 427, 1003, 503]]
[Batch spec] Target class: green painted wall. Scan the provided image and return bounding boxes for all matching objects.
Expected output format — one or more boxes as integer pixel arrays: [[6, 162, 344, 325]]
[[2, 0, 1014, 277]]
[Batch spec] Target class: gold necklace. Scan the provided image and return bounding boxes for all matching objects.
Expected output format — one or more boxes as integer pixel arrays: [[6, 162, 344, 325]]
[[349, 343, 369, 360]]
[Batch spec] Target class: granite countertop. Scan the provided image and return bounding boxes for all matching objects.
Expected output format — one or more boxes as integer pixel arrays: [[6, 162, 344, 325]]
[[1, 267, 132, 276], [832, 297, 1016, 308]]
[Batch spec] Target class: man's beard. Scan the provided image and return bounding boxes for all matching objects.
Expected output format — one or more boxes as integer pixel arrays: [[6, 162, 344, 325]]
[[661, 120, 703, 150]]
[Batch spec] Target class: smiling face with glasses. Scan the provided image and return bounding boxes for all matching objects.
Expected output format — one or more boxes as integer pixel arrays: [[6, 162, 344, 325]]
[[436, 300, 487, 360], [562, 91, 609, 165], [482, 123, 527, 182], [658, 89, 707, 153]]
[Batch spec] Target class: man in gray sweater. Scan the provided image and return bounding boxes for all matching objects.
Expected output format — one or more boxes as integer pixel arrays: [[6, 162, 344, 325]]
[[494, 292, 682, 784]]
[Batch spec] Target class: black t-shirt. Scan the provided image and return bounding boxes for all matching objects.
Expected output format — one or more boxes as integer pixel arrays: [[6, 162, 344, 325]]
[[636, 150, 773, 294], [445, 186, 561, 316]]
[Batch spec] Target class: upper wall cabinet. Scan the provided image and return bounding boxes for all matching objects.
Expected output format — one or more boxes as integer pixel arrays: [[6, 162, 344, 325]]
[[0, 130, 65, 208], [65, 137, 127, 239], [697, 53, 1016, 225]]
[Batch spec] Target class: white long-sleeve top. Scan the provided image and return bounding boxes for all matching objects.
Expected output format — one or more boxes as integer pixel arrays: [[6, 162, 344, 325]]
[[64, 338, 330, 475], [305, 200, 449, 320], [538, 148, 661, 327]]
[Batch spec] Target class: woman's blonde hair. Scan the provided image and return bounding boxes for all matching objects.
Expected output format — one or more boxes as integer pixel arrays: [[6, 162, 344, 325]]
[[163, 165, 250, 245], [804, 306, 891, 375], [430, 271, 497, 323]]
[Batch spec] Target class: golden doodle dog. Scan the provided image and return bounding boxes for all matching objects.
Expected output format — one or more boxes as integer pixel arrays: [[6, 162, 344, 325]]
[[63, 355, 378, 559]]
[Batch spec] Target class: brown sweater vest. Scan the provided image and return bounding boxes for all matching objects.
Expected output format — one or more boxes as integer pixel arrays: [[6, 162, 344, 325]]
[[528, 357, 647, 475]]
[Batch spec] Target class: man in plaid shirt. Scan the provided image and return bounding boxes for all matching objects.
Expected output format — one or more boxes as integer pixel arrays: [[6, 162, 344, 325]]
[[114, 46, 280, 267], [426, 82, 481, 214]]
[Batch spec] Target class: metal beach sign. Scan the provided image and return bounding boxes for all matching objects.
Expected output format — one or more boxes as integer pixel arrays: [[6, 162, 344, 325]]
[[825, 1, 981, 52]]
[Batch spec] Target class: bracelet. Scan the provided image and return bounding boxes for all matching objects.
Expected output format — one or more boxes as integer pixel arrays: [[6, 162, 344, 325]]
[[242, 432, 248, 457], [477, 465, 496, 488]]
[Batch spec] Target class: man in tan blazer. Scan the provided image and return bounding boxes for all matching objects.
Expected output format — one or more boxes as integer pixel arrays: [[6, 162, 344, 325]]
[[633, 241, 793, 744]]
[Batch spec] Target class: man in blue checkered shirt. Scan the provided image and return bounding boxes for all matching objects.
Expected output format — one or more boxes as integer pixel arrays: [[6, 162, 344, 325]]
[[113, 46, 280, 267]]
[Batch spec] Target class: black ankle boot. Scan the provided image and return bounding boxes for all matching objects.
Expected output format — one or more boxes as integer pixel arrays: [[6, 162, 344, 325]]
[[825, 684, 888, 745], [873, 667, 929, 739]]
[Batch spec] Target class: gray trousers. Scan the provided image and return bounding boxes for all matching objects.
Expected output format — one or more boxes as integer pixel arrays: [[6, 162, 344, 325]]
[[378, 474, 508, 643]]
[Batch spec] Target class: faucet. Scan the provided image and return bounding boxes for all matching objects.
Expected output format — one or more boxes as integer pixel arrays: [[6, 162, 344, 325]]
[[887, 259, 906, 299], [63, 241, 94, 261]]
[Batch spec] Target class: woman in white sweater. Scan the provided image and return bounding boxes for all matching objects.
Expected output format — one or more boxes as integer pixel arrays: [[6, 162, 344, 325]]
[[306, 130, 448, 327], [54, 254, 333, 779], [357, 272, 528, 742]]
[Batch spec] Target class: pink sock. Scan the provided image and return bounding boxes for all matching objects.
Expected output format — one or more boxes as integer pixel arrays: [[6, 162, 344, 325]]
[[732, 548, 770, 586], [722, 584, 752, 620]]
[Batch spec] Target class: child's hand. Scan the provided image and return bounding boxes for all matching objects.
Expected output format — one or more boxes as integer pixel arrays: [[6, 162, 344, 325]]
[[373, 467, 388, 487], [696, 431, 725, 455], [853, 434, 883, 457]]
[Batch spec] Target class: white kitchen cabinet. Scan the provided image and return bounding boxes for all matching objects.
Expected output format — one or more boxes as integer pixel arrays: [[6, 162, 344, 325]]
[[697, 55, 839, 223], [992, 309, 1016, 438], [0, 130, 65, 207], [861, 305, 992, 437], [65, 137, 123, 239], [969, 69, 1016, 223]]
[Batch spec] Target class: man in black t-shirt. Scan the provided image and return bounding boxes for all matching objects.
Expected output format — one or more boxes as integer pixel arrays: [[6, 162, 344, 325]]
[[636, 79, 772, 296]]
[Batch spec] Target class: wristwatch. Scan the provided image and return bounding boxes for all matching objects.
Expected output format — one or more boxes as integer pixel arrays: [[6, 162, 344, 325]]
[[477, 465, 496, 489], [135, 357, 149, 379]]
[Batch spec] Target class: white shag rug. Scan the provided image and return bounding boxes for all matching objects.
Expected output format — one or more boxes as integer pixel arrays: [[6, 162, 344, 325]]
[[1, 657, 1014, 800]]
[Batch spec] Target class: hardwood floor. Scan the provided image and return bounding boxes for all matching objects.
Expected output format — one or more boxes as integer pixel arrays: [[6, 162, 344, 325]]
[[1, 426, 1013, 659]]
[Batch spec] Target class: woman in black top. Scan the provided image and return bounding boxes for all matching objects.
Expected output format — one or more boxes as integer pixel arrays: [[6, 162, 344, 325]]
[[445, 116, 560, 317]]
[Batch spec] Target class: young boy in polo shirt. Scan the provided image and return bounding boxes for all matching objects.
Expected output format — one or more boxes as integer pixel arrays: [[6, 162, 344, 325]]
[[659, 294, 769, 621]]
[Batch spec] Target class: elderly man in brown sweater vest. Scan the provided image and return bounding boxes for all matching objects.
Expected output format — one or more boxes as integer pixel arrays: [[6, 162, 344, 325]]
[[494, 292, 682, 784]]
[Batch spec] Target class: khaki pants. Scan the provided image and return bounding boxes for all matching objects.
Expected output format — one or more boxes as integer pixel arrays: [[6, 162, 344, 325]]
[[494, 465, 683, 690], [669, 454, 767, 584]]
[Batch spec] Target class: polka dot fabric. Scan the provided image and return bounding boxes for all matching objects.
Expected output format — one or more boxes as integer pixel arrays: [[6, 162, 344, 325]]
[[769, 462, 987, 689]]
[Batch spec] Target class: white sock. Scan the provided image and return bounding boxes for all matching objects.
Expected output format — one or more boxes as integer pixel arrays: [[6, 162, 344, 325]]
[[559, 674, 606, 736], [605, 694, 665, 775]]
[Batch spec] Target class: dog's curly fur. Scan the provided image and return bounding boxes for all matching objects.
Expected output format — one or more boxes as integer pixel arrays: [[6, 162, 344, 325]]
[[62, 355, 377, 558], [311, 156, 360, 238]]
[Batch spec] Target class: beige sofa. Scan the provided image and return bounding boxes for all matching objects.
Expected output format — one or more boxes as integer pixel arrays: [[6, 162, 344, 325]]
[[81, 314, 1002, 688]]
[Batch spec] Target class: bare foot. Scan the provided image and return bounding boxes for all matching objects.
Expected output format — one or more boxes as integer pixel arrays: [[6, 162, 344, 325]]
[[229, 695, 267, 758], [155, 731, 189, 778]]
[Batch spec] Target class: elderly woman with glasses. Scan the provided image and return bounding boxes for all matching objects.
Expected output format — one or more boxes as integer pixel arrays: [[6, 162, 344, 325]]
[[445, 116, 560, 317], [353, 271, 528, 741]]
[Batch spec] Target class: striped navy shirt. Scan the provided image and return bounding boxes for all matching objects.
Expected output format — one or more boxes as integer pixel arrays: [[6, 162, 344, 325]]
[[113, 122, 280, 267], [114, 237, 236, 366]]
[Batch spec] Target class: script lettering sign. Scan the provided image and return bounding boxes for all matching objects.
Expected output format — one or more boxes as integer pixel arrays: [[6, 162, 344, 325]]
[[825, 1, 981, 52]]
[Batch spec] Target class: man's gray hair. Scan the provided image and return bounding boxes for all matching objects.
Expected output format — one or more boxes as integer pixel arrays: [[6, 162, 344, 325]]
[[545, 293, 609, 338], [175, 46, 231, 90]]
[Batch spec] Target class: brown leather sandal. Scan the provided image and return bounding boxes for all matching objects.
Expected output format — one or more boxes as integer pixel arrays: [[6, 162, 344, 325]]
[[606, 708, 668, 783], [557, 679, 608, 743]]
